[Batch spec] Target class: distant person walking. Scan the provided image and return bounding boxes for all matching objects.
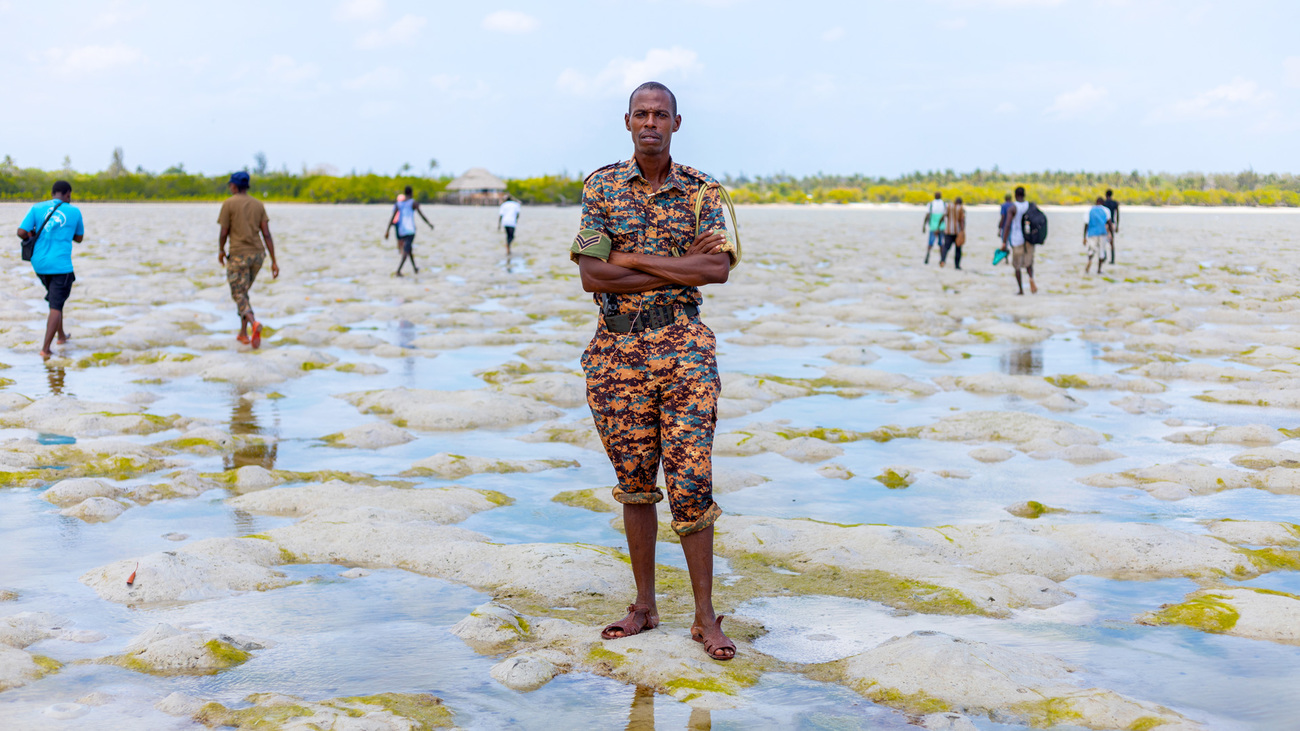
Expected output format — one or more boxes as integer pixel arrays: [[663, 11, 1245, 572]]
[[1082, 196, 1112, 275], [17, 180, 83, 359], [1000, 186, 1037, 295], [942, 196, 966, 269], [217, 172, 278, 348], [1102, 189, 1120, 264], [384, 185, 433, 276], [922, 192, 946, 264], [498, 196, 522, 256], [999, 194, 1012, 237]]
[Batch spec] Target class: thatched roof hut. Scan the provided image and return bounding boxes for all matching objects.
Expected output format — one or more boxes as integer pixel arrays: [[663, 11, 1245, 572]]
[[446, 168, 507, 204]]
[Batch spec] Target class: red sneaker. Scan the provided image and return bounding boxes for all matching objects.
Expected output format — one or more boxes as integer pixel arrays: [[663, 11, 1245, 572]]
[[250, 321, 263, 349], [236, 334, 250, 345]]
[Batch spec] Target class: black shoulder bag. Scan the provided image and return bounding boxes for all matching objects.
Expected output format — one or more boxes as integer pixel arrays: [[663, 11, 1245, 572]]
[[22, 201, 63, 262]]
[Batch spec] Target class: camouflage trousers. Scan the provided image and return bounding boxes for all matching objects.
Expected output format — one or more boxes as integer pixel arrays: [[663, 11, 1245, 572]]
[[226, 250, 264, 319], [582, 309, 722, 536]]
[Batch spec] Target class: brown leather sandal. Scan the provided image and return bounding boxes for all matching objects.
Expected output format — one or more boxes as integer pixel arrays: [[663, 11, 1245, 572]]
[[691, 615, 737, 661], [601, 604, 659, 640]]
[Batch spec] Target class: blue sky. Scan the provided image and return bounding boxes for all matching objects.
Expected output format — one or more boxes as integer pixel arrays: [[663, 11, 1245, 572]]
[[2, 0, 1296, 179]]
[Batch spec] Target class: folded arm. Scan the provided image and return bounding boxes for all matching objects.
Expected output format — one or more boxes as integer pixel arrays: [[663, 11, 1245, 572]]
[[578, 255, 673, 293], [608, 250, 729, 287]]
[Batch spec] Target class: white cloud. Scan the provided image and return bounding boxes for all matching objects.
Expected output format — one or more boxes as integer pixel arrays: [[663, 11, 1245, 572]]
[[1045, 82, 1108, 118], [356, 14, 426, 49], [482, 10, 538, 34], [995, 101, 1017, 114], [46, 43, 144, 75], [267, 55, 319, 84], [1152, 78, 1274, 122], [822, 27, 845, 42], [343, 66, 401, 91], [1285, 57, 1300, 88], [557, 47, 702, 96], [335, 0, 385, 22]]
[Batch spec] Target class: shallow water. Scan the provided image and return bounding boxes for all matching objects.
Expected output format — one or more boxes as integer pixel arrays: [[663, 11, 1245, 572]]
[[1, 202, 1299, 729]]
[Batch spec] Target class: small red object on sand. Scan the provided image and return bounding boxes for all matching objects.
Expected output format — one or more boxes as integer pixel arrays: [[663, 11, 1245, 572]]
[[127, 562, 138, 586]]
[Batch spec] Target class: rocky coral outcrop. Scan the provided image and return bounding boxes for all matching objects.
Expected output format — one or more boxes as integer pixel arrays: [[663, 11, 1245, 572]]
[[832, 631, 1200, 730], [103, 623, 263, 675]]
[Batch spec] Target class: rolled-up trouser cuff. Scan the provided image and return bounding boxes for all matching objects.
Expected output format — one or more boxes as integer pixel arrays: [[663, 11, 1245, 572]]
[[671, 501, 722, 537], [612, 485, 664, 505]]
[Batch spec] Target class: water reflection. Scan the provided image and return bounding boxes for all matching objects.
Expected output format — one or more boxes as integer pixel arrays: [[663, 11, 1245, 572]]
[[1000, 347, 1042, 376], [224, 394, 279, 471], [44, 362, 69, 397], [624, 687, 711, 730]]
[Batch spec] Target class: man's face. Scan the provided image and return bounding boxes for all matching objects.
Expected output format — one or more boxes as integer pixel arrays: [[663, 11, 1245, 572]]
[[625, 89, 680, 156]]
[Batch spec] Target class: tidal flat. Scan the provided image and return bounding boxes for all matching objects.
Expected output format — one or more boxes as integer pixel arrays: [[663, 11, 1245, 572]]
[[1, 201, 1299, 730]]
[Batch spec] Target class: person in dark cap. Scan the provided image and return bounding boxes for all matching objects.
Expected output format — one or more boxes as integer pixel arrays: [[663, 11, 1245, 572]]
[[217, 171, 279, 348]]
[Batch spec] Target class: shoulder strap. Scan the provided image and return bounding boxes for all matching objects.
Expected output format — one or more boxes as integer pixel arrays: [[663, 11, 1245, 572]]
[[31, 201, 63, 240], [692, 182, 742, 269]]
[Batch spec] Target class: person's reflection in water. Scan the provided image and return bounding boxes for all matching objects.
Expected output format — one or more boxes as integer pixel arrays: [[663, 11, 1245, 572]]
[[623, 686, 711, 730], [44, 362, 69, 396], [396, 319, 417, 385], [1000, 347, 1043, 376], [224, 393, 278, 471], [626, 686, 655, 730]]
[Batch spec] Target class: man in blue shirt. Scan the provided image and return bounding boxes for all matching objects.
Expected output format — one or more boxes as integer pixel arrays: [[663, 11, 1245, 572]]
[[16, 181, 84, 358], [1082, 196, 1112, 275]]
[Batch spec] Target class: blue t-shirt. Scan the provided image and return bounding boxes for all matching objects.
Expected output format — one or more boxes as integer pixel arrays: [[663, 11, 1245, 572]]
[[21, 199, 83, 275], [1087, 205, 1111, 237]]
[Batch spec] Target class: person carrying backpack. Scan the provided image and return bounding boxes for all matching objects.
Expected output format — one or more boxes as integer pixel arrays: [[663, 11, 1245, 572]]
[[1000, 185, 1037, 295]]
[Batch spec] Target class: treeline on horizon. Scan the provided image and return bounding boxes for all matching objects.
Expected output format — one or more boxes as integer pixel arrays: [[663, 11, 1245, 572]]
[[2, 157, 1297, 207]]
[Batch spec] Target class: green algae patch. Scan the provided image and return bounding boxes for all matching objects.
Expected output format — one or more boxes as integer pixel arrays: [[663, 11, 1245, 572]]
[[586, 645, 626, 669], [157, 437, 224, 454], [863, 685, 951, 715], [863, 425, 922, 443], [330, 693, 453, 729], [1044, 374, 1088, 389], [204, 639, 252, 670], [1011, 696, 1086, 727], [32, 655, 62, 677], [772, 426, 870, 443], [0, 450, 171, 488], [552, 488, 615, 513], [480, 489, 514, 507], [1141, 593, 1239, 634], [477, 361, 563, 386], [873, 469, 913, 489], [1128, 717, 1169, 731], [1244, 547, 1300, 573], [195, 701, 315, 729], [717, 553, 991, 617], [1006, 500, 1066, 519]]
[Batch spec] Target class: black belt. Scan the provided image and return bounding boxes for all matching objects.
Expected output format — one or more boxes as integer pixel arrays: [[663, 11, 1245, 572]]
[[603, 303, 699, 333]]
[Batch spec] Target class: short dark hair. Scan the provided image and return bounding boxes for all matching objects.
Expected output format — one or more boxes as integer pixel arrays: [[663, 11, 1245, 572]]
[[1014, 186, 1025, 198], [955, 197, 963, 204], [1096, 196, 1105, 204], [1105, 189, 1113, 197], [934, 191, 942, 199], [629, 81, 677, 116], [52, 180, 72, 196], [404, 185, 413, 195], [1004, 194, 1011, 201]]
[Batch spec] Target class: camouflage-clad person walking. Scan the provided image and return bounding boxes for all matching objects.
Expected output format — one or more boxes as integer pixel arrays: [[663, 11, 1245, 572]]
[[571, 81, 739, 661]]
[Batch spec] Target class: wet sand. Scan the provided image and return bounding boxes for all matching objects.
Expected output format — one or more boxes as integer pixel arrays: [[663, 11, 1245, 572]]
[[1, 202, 1299, 729]]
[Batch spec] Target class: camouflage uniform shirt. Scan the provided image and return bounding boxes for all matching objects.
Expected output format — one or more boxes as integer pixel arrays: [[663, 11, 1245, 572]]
[[570, 158, 727, 315]]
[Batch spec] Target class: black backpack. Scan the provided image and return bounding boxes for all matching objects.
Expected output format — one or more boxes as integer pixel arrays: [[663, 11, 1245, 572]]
[[1022, 203, 1048, 245]]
